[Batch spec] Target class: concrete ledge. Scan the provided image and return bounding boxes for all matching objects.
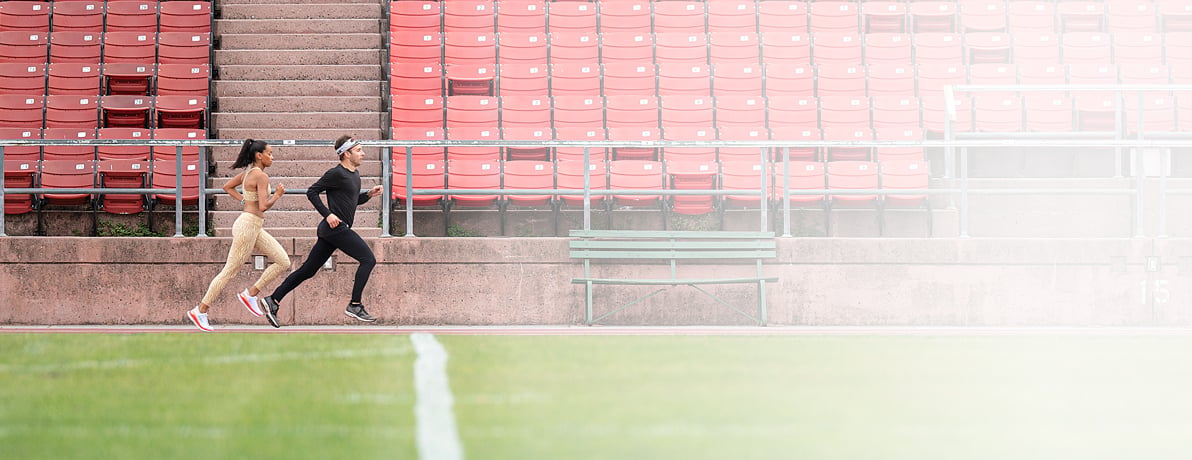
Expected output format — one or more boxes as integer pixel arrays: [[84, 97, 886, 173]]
[[2, 237, 1189, 327]]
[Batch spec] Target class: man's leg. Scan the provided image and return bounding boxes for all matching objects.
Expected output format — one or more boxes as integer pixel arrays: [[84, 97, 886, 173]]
[[332, 229, 376, 304], [270, 238, 335, 303]]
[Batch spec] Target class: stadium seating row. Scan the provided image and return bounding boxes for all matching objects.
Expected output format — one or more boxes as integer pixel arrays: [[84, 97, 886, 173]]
[[0, 1, 211, 34], [3, 157, 199, 215], [390, 158, 930, 216], [0, 127, 205, 162], [0, 62, 209, 96], [0, 94, 207, 131], [0, 31, 212, 65]]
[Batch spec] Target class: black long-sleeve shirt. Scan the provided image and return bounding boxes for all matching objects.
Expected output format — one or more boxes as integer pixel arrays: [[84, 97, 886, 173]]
[[307, 164, 370, 229]]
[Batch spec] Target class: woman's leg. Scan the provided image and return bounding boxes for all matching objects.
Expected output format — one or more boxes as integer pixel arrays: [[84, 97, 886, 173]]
[[199, 214, 259, 310], [252, 229, 292, 292]]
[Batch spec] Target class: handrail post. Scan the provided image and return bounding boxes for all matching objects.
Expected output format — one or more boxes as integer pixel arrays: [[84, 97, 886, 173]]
[[174, 145, 184, 237], [583, 146, 591, 231], [0, 145, 6, 237], [781, 146, 791, 237], [196, 145, 208, 237], [404, 146, 415, 237], [381, 145, 392, 237]]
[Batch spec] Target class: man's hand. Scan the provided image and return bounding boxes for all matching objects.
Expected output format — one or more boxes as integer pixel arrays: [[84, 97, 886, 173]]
[[368, 185, 383, 198], [327, 213, 341, 228]]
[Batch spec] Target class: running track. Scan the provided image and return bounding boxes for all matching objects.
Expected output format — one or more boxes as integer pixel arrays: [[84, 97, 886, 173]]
[[5, 325, 1192, 336]]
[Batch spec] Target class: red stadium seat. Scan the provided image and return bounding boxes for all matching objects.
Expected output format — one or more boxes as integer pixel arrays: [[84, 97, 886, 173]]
[[549, 63, 600, 96], [156, 64, 210, 97], [151, 128, 204, 162], [760, 32, 810, 66], [1057, 1, 1106, 33], [913, 32, 963, 65], [100, 95, 151, 129], [390, 32, 442, 64], [809, 2, 860, 34], [766, 95, 818, 131], [874, 127, 925, 162], [916, 63, 967, 99], [391, 126, 446, 160], [102, 32, 155, 65], [43, 129, 96, 165], [720, 161, 769, 210], [822, 125, 873, 162], [97, 127, 151, 161], [959, 0, 1006, 33], [496, 63, 546, 96], [600, 33, 654, 65], [391, 155, 445, 207], [552, 95, 604, 131], [1061, 32, 1111, 65], [655, 33, 709, 66], [546, 2, 596, 34], [863, 2, 908, 34], [105, 1, 158, 33], [497, 0, 545, 34], [0, 2, 50, 33], [707, 1, 758, 34], [446, 125, 500, 161], [445, 158, 501, 208], [871, 95, 921, 130], [502, 160, 554, 208], [771, 160, 826, 209], [598, 0, 651, 35], [47, 63, 100, 95], [0, 128, 40, 161], [444, 0, 495, 33], [711, 63, 763, 97], [392, 95, 444, 128], [865, 64, 915, 98], [45, 95, 99, 129], [102, 63, 153, 96], [554, 127, 608, 163], [657, 63, 711, 96], [547, 31, 598, 66], [154, 95, 206, 130], [446, 95, 498, 129], [0, 95, 43, 128], [1113, 32, 1163, 67], [826, 160, 879, 209], [49, 31, 102, 64], [1107, 0, 1158, 33], [659, 95, 714, 133], [601, 63, 656, 96], [770, 127, 820, 162], [965, 32, 1011, 64], [968, 63, 1017, 86], [762, 63, 813, 97], [609, 160, 664, 208], [653, 1, 707, 34], [0, 31, 48, 63], [496, 32, 547, 66], [910, 1, 958, 33], [815, 64, 866, 98], [863, 33, 911, 66], [810, 32, 863, 66], [390, 1, 442, 35], [0, 62, 45, 94], [500, 96, 551, 160], [1007, 1, 1056, 34], [757, 1, 808, 34], [556, 160, 607, 207], [391, 63, 443, 96], [666, 159, 717, 215], [445, 63, 495, 96], [3, 159, 37, 214], [159, 1, 213, 34], [97, 158, 149, 214], [709, 32, 760, 66], [879, 160, 931, 233], [158, 33, 212, 65], [40, 159, 95, 207], [714, 95, 767, 130], [150, 159, 201, 207], [820, 96, 871, 131], [972, 94, 1024, 133]]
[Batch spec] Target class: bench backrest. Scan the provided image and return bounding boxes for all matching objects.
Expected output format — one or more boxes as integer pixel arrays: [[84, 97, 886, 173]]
[[569, 230, 777, 260]]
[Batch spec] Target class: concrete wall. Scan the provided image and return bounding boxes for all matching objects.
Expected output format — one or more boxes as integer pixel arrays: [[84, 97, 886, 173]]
[[3, 236, 1192, 327]]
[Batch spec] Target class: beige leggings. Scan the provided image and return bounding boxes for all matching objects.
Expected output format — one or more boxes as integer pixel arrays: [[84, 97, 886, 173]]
[[200, 213, 291, 307]]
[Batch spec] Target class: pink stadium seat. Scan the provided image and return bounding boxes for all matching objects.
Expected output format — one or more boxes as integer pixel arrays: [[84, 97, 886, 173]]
[[714, 95, 767, 130], [48, 61, 101, 95], [554, 127, 608, 163], [771, 160, 825, 209], [390, 32, 442, 64], [555, 160, 607, 207], [810, 32, 863, 66], [717, 127, 769, 164], [968, 63, 1018, 86], [606, 126, 659, 161], [866, 64, 916, 98], [605, 95, 659, 130], [0, 2, 50, 33], [1061, 32, 1112, 65], [915, 64, 967, 99], [151, 159, 201, 207], [959, 0, 1006, 33], [49, 31, 101, 64], [552, 95, 604, 131], [652, 1, 707, 34], [497, 32, 547, 66], [762, 63, 813, 97], [609, 160, 664, 208], [770, 127, 819, 162], [444, 0, 495, 33], [871, 95, 921, 130], [391, 126, 446, 160], [1014, 32, 1063, 65], [1112, 32, 1163, 66], [598, 0, 651, 35], [42, 127, 96, 161], [601, 62, 656, 96], [446, 158, 501, 208], [392, 95, 445, 128], [445, 63, 495, 96], [0, 62, 45, 94], [51, 2, 104, 33], [879, 160, 931, 227], [446, 125, 500, 161], [97, 127, 151, 161], [500, 95, 551, 161], [151, 128, 204, 162], [105, 1, 158, 33], [0, 31, 48, 63], [913, 33, 963, 66], [765, 95, 818, 131], [97, 158, 149, 214], [659, 95, 714, 133], [655, 33, 709, 66], [874, 127, 925, 162], [863, 33, 912, 66], [1067, 63, 1118, 86], [1107, 0, 1158, 33], [1057, 1, 1106, 33], [666, 159, 717, 215], [709, 32, 760, 66], [1007, 1, 1057, 34], [921, 94, 972, 134], [759, 32, 810, 65], [546, 2, 596, 34], [0, 128, 40, 161], [822, 125, 873, 162], [1018, 64, 1066, 85], [390, 1, 442, 35], [815, 64, 866, 98], [657, 63, 711, 96], [808, 2, 860, 34], [159, 1, 213, 34], [711, 63, 763, 97], [444, 32, 496, 67], [910, 1, 958, 33], [1124, 94, 1177, 134], [549, 63, 600, 96], [100, 95, 151, 129], [3, 158, 37, 214], [826, 160, 879, 210], [502, 160, 554, 208], [45, 95, 99, 128], [496, 63, 547, 96], [600, 33, 654, 65], [964, 32, 1011, 64], [1023, 93, 1074, 132], [496, 0, 545, 34], [862, 2, 907, 34], [156, 64, 211, 97], [391, 156, 444, 206], [972, 94, 1024, 132], [102, 32, 155, 65], [0, 95, 43, 128], [707, 1, 758, 34], [720, 161, 768, 210], [547, 31, 598, 66], [446, 94, 498, 127], [757, 1, 808, 34], [102, 63, 153, 96]]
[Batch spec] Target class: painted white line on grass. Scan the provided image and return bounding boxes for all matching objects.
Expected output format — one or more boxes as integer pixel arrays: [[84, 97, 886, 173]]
[[0, 347, 410, 374], [411, 333, 464, 460]]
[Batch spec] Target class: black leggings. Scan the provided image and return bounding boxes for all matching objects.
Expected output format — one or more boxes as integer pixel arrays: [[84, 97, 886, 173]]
[[270, 224, 376, 304]]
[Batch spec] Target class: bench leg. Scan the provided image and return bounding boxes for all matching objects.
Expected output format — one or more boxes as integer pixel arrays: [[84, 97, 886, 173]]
[[585, 280, 594, 326], [758, 280, 768, 326]]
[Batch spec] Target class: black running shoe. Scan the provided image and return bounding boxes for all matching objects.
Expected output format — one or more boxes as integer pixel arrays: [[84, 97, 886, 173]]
[[345, 303, 377, 322], [260, 296, 281, 328]]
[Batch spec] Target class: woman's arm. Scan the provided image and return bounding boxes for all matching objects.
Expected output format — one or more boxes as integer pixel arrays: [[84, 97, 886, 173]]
[[222, 170, 245, 203], [257, 171, 285, 211]]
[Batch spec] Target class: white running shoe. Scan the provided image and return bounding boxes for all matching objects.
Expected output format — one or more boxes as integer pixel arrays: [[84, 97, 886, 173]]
[[187, 307, 213, 332], [238, 289, 263, 317]]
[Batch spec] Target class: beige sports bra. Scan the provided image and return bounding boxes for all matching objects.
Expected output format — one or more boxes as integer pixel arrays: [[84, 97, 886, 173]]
[[242, 167, 272, 202]]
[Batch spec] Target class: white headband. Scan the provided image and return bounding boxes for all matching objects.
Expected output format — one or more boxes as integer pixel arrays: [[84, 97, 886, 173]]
[[336, 139, 360, 155]]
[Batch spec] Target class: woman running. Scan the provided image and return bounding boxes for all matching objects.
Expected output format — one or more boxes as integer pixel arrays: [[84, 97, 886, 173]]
[[187, 139, 291, 331]]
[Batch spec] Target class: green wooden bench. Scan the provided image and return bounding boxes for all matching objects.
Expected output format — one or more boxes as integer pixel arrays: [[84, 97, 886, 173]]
[[569, 230, 780, 325]]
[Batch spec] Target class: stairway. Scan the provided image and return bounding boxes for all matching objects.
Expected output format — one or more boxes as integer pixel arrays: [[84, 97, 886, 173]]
[[210, 0, 386, 237]]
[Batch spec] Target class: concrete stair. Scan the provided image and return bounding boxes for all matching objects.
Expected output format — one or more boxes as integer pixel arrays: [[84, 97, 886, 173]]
[[212, 0, 386, 238]]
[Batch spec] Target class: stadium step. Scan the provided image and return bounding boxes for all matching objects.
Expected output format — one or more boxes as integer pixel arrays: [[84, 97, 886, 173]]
[[219, 33, 383, 50], [215, 64, 382, 81], [215, 18, 381, 35], [213, 112, 384, 129], [217, 96, 383, 113], [210, 210, 385, 238], [215, 128, 386, 141], [215, 49, 384, 66], [214, 80, 382, 98], [211, 176, 383, 211], [218, 3, 383, 20], [214, 159, 383, 177]]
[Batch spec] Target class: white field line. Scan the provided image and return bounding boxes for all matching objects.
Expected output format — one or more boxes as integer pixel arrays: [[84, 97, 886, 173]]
[[411, 333, 464, 460], [0, 347, 410, 374]]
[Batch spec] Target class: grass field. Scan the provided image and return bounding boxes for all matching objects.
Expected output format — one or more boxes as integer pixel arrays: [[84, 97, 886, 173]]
[[4, 332, 1192, 459]]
